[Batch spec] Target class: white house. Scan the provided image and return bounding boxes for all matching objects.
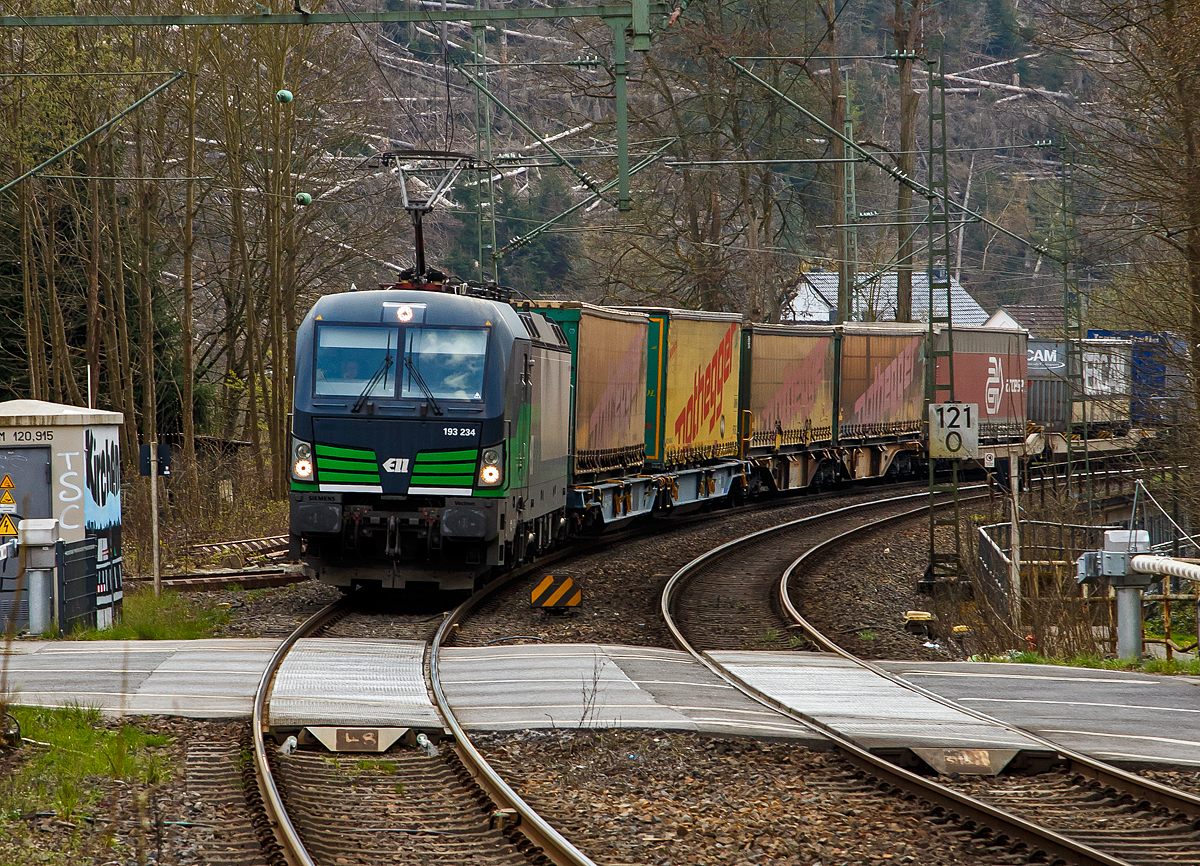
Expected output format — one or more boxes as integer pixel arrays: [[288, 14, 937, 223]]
[[783, 268, 989, 326]]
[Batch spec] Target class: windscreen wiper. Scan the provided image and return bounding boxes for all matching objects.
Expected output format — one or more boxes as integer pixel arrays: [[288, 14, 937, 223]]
[[351, 354, 394, 414], [403, 354, 443, 416]]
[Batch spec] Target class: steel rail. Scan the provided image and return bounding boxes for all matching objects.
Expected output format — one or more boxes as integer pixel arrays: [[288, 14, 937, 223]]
[[659, 489, 1140, 866], [248, 463, 1145, 865], [250, 568, 587, 866], [429, 553, 601, 866], [778, 484, 1200, 824], [251, 598, 350, 866]]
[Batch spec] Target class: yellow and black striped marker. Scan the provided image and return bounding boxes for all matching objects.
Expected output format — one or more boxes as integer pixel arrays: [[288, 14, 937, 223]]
[[530, 574, 581, 609]]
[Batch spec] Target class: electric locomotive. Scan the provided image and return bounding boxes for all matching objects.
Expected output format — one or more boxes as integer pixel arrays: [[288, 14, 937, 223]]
[[288, 282, 572, 591]]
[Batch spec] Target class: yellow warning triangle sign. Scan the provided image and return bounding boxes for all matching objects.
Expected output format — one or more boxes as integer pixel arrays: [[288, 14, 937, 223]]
[[0, 514, 17, 536], [0, 475, 13, 489], [0, 491, 12, 505]]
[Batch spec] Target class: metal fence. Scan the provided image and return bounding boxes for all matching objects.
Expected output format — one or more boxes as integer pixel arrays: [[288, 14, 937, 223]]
[[978, 519, 1199, 659], [977, 521, 1111, 610], [1, 538, 112, 636]]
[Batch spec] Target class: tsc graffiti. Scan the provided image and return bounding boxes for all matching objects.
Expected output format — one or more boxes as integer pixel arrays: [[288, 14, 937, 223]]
[[674, 323, 737, 444]]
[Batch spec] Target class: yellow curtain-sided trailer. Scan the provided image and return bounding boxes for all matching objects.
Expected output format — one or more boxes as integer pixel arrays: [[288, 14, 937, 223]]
[[622, 308, 744, 468]]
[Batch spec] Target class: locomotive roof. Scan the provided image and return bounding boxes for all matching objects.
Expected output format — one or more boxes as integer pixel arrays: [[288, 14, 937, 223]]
[[306, 287, 525, 329]]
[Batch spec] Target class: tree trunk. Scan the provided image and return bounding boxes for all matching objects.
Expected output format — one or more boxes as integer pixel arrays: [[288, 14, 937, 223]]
[[136, 129, 157, 444], [826, 0, 847, 322], [19, 175, 46, 401], [87, 142, 102, 409], [182, 59, 199, 491], [109, 144, 140, 459]]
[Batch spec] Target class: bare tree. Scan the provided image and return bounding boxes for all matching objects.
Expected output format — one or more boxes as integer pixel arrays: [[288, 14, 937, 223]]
[[1032, 0, 1200, 414]]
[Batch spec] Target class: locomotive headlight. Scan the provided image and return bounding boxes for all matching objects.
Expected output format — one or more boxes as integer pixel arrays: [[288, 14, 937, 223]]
[[292, 438, 315, 481], [478, 445, 504, 487]]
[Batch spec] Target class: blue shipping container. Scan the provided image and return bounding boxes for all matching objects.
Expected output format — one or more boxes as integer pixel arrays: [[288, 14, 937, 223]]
[[1087, 330, 1187, 424]]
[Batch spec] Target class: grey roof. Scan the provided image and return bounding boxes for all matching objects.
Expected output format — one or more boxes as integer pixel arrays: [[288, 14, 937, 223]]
[[783, 270, 989, 327], [993, 304, 1065, 338]]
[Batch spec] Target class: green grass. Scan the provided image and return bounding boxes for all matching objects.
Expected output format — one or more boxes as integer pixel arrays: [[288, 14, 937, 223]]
[[70, 587, 230, 640], [0, 704, 174, 826], [970, 649, 1200, 675], [856, 629, 879, 641]]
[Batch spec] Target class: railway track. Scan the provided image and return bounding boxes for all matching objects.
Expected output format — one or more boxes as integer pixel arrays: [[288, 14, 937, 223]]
[[663, 486, 1200, 866], [249, 569, 600, 866], [664, 487, 978, 652], [237, 485, 938, 866], [189, 535, 289, 559], [160, 483, 926, 594], [218, 467, 1158, 866]]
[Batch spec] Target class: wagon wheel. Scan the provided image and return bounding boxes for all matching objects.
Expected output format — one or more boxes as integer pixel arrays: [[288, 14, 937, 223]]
[[0, 711, 20, 750]]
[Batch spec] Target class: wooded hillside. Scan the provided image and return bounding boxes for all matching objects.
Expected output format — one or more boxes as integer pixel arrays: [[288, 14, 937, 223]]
[[2, 0, 1195, 487]]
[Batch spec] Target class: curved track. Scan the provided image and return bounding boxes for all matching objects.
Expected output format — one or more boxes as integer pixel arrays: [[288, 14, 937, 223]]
[[663, 489, 1200, 866]]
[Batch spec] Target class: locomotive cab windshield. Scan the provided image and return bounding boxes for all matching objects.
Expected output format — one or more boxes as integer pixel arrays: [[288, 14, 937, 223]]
[[313, 324, 488, 404]]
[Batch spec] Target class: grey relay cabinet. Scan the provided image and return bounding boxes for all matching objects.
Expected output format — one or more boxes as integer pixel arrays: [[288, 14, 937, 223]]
[[0, 400, 123, 634]]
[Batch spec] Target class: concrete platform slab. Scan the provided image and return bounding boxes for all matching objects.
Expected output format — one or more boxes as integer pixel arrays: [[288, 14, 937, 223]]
[[439, 644, 815, 740], [712, 651, 1044, 753], [4, 640, 1199, 768], [1, 639, 279, 717], [268, 638, 441, 728]]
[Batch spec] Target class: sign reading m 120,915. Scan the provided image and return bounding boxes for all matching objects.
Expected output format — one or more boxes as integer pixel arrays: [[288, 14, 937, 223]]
[[928, 402, 979, 459]]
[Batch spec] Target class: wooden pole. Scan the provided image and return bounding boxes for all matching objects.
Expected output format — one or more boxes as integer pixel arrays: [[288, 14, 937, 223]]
[[150, 442, 160, 598]]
